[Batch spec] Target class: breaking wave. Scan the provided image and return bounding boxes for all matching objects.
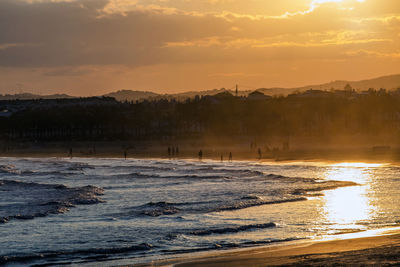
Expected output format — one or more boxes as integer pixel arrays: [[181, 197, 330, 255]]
[[0, 243, 153, 265], [0, 180, 104, 223], [189, 223, 276, 236]]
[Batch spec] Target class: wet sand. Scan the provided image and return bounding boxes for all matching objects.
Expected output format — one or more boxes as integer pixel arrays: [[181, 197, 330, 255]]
[[150, 229, 400, 266]]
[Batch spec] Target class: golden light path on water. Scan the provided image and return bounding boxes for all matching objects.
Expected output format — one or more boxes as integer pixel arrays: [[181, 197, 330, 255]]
[[322, 163, 381, 230]]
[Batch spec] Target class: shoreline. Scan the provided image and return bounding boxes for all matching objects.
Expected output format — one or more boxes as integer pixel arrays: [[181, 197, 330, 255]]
[[143, 227, 400, 267], [1, 145, 400, 165], [1, 153, 399, 168], [0, 156, 399, 169]]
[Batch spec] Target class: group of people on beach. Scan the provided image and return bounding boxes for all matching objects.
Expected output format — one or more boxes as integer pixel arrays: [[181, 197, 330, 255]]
[[198, 150, 232, 162], [167, 146, 179, 158], [68, 145, 256, 161], [221, 152, 233, 162]]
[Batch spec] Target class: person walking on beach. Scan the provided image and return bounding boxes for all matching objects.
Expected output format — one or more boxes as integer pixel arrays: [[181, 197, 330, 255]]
[[69, 147, 73, 159], [221, 154, 223, 162], [229, 152, 232, 162], [124, 149, 127, 160], [198, 150, 203, 161], [258, 148, 262, 160]]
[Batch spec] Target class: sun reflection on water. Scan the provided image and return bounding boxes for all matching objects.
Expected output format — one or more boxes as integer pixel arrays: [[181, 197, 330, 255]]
[[322, 163, 379, 229]]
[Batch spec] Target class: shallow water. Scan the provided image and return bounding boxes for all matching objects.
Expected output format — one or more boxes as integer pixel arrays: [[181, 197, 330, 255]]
[[1, 158, 399, 266]]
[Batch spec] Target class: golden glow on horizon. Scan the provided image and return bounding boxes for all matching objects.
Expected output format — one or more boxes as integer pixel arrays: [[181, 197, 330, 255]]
[[331, 163, 383, 168], [322, 164, 376, 228]]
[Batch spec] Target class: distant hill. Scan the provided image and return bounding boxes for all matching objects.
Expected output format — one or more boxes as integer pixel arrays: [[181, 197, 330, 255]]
[[0, 93, 74, 100], [103, 74, 400, 100], [103, 88, 237, 102], [169, 88, 230, 99], [103, 90, 159, 102], [277, 74, 400, 95], [1, 74, 399, 101]]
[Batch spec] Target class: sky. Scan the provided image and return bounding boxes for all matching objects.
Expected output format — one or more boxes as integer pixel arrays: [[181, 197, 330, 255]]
[[0, 0, 399, 96]]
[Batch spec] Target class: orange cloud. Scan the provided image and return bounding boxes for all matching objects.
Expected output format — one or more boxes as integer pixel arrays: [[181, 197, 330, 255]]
[[0, 0, 398, 95]]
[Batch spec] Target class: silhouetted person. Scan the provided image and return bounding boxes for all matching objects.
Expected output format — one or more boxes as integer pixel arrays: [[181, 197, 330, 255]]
[[124, 150, 127, 160], [221, 154, 223, 162], [198, 150, 203, 161], [69, 148, 72, 159], [258, 148, 262, 159], [229, 152, 232, 162]]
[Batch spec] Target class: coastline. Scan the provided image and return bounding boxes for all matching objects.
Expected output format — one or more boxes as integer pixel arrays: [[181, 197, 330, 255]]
[[145, 228, 400, 267], [0, 141, 400, 164]]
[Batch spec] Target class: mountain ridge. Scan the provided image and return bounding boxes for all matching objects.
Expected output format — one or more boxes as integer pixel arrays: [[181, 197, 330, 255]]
[[1, 74, 399, 101]]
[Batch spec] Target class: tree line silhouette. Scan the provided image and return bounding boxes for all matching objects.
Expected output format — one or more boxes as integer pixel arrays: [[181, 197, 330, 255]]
[[1, 89, 400, 142]]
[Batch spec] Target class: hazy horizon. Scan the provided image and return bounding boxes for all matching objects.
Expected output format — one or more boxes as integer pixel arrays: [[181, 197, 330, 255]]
[[0, 0, 399, 96], [1, 72, 400, 98]]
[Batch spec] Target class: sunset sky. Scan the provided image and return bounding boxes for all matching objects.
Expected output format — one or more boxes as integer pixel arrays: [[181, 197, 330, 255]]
[[0, 0, 399, 96]]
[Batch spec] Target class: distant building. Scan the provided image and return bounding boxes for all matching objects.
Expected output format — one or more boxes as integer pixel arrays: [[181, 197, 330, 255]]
[[344, 83, 353, 92], [203, 91, 235, 104]]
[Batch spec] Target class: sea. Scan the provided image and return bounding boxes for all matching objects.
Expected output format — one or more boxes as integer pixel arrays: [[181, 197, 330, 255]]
[[1, 157, 400, 266]]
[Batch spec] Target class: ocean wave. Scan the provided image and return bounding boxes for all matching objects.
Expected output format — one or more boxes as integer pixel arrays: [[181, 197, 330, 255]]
[[211, 237, 304, 249], [160, 237, 304, 255], [117, 201, 181, 217], [118, 197, 308, 218], [196, 168, 264, 177], [113, 173, 230, 180], [0, 180, 104, 223], [265, 173, 287, 179], [290, 180, 359, 196], [241, 195, 264, 200], [164, 174, 231, 180], [20, 170, 77, 176], [117, 172, 160, 179], [66, 162, 95, 171], [0, 243, 153, 265], [113, 200, 215, 218], [140, 201, 180, 217], [211, 197, 308, 212], [130, 165, 175, 172], [110, 176, 357, 218], [240, 237, 305, 246], [0, 164, 20, 175], [189, 222, 276, 236]]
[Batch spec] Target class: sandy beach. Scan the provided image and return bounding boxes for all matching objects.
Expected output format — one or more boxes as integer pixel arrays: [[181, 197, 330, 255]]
[[149, 229, 400, 266], [1, 140, 400, 164]]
